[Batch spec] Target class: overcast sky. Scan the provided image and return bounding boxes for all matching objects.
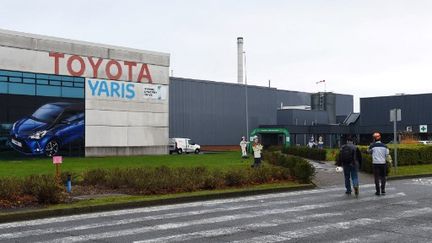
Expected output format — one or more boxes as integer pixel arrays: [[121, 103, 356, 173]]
[[1, 0, 432, 111]]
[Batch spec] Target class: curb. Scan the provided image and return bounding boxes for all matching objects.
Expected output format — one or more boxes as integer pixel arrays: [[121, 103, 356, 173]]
[[387, 173, 432, 181], [0, 184, 315, 223]]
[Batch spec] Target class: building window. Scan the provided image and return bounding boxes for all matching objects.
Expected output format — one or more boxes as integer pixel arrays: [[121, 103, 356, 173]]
[[9, 77, 22, 83], [62, 87, 84, 98], [23, 78, 36, 84], [0, 83, 7, 93], [36, 85, 61, 97], [9, 83, 35, 95], [0, 69, 84, 99]]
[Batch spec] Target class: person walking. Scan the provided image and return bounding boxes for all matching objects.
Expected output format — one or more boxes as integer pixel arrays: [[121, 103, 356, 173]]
[[239, 136, 249, 158], [336, 136, 362, 196], [251, 137, 263, 168], [368, 132, 390, 196]]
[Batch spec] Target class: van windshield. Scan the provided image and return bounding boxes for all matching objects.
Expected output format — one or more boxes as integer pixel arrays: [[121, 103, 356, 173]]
[[31, 104, 64, 123]]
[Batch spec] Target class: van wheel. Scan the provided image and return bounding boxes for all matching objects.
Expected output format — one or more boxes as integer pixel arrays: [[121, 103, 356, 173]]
[[45, 139, 60, 157], [177, 148, 183, 154], [194, 149, 200, 154]]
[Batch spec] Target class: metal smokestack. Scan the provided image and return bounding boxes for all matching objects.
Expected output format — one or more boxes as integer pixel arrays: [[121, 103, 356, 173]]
[[237, 37, 244, 84]]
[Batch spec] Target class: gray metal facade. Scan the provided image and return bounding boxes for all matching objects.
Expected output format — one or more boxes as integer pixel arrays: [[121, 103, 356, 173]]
[[277, 110, 329, 126], [169, 78, 279, 145], [359, 93, 432, 134], [335, 94, 354, 116], [169, 77, 353, 145]]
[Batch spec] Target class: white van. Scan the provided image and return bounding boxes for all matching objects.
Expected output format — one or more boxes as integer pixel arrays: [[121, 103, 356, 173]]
[[169, 138, 201, 154]]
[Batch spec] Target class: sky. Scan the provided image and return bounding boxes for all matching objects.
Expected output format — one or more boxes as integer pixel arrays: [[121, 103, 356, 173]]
[[1, 0, 432, 111]]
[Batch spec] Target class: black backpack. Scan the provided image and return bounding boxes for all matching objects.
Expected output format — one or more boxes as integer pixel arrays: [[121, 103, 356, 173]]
[[340, 145, 355, 166]]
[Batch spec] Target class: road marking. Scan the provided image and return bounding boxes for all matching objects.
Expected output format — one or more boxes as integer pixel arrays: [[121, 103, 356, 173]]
[[409, 178, 432, 186], [0, 184, 376, 230], [34, 192, 406, 243], [231, 207, 432, 243], [0, 193, 344, 240], [134, 205, 385, 243], [337, 233, 398, 243], [133, 212, 344, 243]]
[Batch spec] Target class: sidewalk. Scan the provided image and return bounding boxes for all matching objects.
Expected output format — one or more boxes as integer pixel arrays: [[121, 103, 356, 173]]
[[308, 160, 374, 188]]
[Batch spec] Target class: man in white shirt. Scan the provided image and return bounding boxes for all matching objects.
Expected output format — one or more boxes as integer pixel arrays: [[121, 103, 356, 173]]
[[239, 136, 249, 158], [367, 132, 390, 196]]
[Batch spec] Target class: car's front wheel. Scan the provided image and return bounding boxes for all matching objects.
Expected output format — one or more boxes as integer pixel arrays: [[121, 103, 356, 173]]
[[194, 149, 200, 154], [45, 140, 60, 157]]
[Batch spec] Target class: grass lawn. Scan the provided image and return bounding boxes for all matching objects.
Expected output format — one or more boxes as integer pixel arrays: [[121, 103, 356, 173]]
[[0, 151, 252, 178], [325, 148, 338, 161], [389, 164, 432, 178]]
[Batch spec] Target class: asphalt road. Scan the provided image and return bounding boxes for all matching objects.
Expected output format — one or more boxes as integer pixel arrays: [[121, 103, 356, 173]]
[[1, 177, 432, 243]]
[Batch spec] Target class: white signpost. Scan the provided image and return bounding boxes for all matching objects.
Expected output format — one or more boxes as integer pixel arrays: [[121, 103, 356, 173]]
[[420, 125, 428, 133], [390, 109, 401, 170]]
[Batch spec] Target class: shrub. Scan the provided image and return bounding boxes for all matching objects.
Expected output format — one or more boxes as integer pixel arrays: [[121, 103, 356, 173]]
[[359, 145, 432, 166], [283, 146, 326, 161], [0, 177, 24, 201], [79, 165, 292, 194], [359, 153, 391, 175], [82, 168, 108, 186], [202, 169, 226, 190], [265, 151, 315, 183], [250, 166, 291, 183], [224, 169, 250, 187], [23, 175, 66, 204], [293, 159, 316, 183]]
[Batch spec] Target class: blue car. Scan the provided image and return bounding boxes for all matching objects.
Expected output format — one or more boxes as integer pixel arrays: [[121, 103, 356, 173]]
[[9, 102, 84, 157]]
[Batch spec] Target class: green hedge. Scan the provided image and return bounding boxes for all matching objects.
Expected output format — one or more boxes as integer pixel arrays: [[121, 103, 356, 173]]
[[0, 165, 297, 208], [0, 175, 66, 208], [282, 146, 326, 161], [81, 166, 291, 194], [358, 145, 432, 167], [358, 153, 391, 175], [264, 151, 316, 183]]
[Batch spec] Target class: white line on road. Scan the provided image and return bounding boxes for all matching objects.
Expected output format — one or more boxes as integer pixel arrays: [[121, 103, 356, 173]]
[[231, 208, 432, 243], [133, 212, 344, 243], [34, 192, 406, 243], [337, 232, 395, 243], [133, 204, 386, 243], [0, 184, 376, 230], [0, 193, 345, 240]]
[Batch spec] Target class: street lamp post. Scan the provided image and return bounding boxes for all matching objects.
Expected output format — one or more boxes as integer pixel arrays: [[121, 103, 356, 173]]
[[244, 51, 249, 141]]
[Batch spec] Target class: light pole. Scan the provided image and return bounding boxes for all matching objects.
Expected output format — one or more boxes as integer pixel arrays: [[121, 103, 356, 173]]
[[316, 80, 326, 92], [244, 51, 249, 141]]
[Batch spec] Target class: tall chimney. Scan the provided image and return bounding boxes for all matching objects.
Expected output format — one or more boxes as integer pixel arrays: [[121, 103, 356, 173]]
[[237, 37, 244, 84]]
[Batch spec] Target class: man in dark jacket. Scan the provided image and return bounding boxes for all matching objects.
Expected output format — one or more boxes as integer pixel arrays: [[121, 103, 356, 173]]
[[337, 136, 363, 196]]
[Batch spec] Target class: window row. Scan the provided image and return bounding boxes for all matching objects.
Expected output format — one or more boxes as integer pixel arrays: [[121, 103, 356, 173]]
[[0, 76, 84, 87], [0, 83, 83, 98]]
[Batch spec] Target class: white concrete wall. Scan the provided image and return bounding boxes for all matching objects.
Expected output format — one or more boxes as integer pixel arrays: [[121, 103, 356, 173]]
[[85, 79, 169, 149], [0, 29, 170, 156], [0, 46, 168, 85]]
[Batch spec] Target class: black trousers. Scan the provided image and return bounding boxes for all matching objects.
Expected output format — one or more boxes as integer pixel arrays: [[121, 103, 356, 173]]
[[373, 164, 387, 193], [253, 157, 262, 167]]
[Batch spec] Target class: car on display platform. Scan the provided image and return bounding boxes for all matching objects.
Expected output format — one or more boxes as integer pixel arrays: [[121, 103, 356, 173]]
[[169, 137, 201, 154], [9, 102, 84, 157]]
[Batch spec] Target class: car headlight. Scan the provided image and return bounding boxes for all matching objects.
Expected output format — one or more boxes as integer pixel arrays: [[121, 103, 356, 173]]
[[12, 122, 16, 131], [29, 130, 47, 139]]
